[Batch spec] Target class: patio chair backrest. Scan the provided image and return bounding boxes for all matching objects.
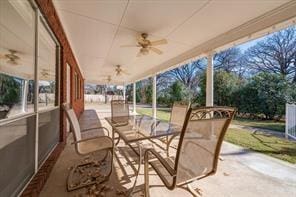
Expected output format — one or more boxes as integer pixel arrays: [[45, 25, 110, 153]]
[[170, 101, 190, 126], [111, 100, 129, 124], [62, 103, 82, 142], [174, 107, 235, 185]]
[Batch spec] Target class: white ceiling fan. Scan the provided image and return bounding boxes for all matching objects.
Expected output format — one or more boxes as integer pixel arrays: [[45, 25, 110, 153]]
[[0, 49, 20, 65], [121, 33, 167, 57], [101, 75, 112, 83], [115, 65, 129, 76], [107, 75, 112, 82], [98, 75, 112, 83]]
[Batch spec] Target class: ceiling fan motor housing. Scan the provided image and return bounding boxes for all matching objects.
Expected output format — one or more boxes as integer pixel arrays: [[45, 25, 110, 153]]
[[140, 48, 149, 55]]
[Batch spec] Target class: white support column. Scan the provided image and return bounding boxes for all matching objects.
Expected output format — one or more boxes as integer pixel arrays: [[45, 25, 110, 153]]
[[152, 75, 157, 119], [123, 85, 126, 101], [105, 85, 107, 104], [21, 80, 28, 113], [285, 104, 288, 139], [206, 52, 214, 106], [133, 82, 136, 114]]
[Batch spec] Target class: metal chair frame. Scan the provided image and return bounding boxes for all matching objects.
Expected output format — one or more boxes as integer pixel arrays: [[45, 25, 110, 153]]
[[144, 106, 236, 197], [62, 103, 114, 191], [165, 101, 190, 156], [110, 100, 130, 145]]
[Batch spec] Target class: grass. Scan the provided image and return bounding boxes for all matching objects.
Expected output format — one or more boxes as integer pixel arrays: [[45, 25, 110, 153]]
[[136, 107, 170, 121], [225, 128, 296, 164], [137, 107, 296, 164], [232, 118, 285, 133], [137, 107, 285, 132]]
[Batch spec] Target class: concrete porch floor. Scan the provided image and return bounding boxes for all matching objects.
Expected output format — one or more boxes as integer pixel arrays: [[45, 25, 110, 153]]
[[40, 103, 296, 197]]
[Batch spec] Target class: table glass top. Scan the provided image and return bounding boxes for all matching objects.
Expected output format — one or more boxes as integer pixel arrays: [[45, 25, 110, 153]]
[[105, 115, 182, 143]]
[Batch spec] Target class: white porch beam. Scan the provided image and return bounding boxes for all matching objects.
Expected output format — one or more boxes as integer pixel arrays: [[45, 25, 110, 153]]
[[206, 53, 214, 106], [131, 1, 296, 82], [133, 82, 136, 114], [152, 75, 157, 119]]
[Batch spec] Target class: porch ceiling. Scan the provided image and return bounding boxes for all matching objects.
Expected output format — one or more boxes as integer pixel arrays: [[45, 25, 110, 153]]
[[52, 0, 296, 85]]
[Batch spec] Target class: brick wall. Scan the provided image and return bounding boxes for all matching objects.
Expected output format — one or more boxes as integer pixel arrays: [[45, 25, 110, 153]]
[[21, 0, 85, 195]]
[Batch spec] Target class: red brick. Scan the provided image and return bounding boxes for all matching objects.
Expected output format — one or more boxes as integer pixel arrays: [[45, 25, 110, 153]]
[[21, 143, 65, 196]]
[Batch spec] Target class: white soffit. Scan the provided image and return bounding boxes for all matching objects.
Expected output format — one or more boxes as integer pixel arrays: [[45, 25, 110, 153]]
[[52, 0, 296, 85]]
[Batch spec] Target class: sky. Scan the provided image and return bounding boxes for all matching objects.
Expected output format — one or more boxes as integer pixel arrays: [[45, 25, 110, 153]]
[[237, 30, 278, 52], [238, 38, 262, 52]]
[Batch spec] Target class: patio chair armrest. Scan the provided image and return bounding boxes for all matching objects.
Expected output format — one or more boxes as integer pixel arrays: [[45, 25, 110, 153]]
[[72, 136, 114, 149], [144, 148, 176, 176], [81, 126, 110, 137]]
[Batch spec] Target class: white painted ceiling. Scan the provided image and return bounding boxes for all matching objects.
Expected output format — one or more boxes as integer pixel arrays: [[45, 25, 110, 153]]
[[52, 0, 293, 85]]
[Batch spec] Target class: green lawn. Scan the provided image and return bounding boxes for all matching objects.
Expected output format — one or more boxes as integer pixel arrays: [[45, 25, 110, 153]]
[[225, 128, 296, 164], [137, 107, 285, 132], [232, 118, 285, 133], [136, 107, 170, 121], [136, 107, 296, 164]]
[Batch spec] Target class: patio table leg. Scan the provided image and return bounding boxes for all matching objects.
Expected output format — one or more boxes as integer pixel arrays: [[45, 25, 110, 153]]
[[128, 141, 154, 197]]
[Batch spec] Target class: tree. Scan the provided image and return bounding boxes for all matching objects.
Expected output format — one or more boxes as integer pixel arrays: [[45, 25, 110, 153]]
[[168, 81, 189, 105], [196, 71, 206, 106], [145, 82, 152, 104], [0, 74, 21, 107], [197, 71, 242, 106], [136, 78, 152, 104], [214, 47, 241, 71], [125, 84, 133, 102], [213, 71, 241, 106], [159, 59, 206, 102], [245, 26, 296, 81], [237, 72, 294, 119], [162, 60, 205, 88]]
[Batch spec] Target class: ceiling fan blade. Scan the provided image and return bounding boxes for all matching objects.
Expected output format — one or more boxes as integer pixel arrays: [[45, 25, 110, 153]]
[[149, 47, 163, 55], [120, 44, 140, 48], [7, 59, 18, 65], [121, 70, 130, 75], [150, 39, 167, 46]]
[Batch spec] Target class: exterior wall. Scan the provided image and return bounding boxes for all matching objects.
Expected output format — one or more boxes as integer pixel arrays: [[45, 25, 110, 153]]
[[21, 0, 84, 196], [35, 0, 84, 142]]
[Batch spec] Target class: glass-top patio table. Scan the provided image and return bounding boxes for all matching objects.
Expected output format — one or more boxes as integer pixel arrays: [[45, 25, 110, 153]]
[[105, 114, 182, 147], [105, 115, 182, 195]]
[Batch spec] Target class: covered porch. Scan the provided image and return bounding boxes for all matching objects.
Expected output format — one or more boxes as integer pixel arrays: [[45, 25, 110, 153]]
[[1, 0, 296, 196]]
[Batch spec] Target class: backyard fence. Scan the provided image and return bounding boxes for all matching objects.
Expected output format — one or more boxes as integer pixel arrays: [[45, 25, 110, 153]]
[[286, 104, 296, 140], [84, 94, 123, 103]]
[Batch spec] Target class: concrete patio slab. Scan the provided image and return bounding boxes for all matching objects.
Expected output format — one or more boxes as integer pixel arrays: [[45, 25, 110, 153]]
[[40, 104, 296, 197]]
